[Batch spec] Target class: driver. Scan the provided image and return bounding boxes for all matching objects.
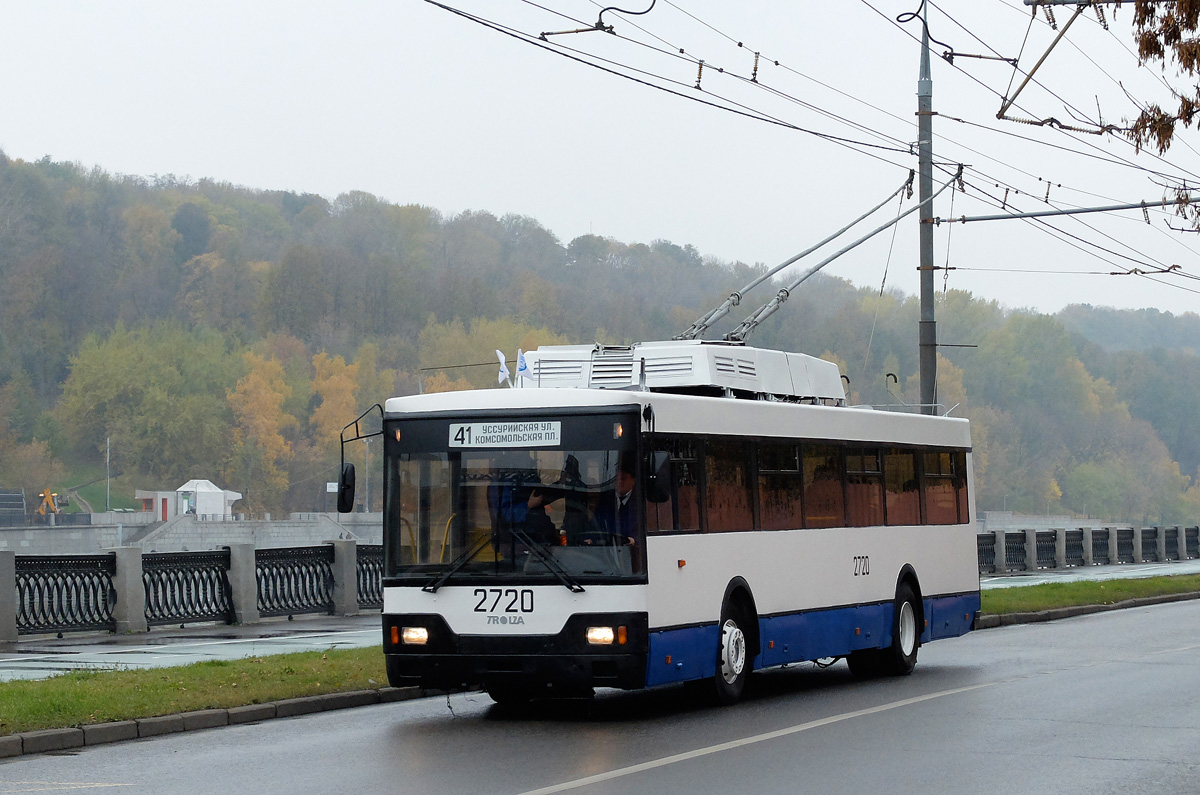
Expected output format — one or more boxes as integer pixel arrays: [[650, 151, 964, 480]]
[[588, 453, 637, 546]]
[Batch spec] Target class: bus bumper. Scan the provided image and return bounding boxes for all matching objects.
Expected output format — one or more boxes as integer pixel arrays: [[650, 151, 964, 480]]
[[382, 612, 649, 692]]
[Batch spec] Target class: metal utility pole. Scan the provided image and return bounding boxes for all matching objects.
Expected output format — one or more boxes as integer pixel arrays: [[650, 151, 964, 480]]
[[918, 7, 937, 416]]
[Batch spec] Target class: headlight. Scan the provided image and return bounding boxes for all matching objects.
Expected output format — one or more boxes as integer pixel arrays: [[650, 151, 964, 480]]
[[401, 627, 429, 645], [586, 626, 615, 645]]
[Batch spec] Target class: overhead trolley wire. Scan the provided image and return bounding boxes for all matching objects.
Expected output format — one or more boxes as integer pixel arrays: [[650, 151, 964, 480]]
[[546, 0, 1192, 224], [724, 169, 963, 343], [931, 164, 1200, 295], [576, 0, 921, 156], [677, 171, 916, 340], [422, 0, 918, 171], [866, 0, 1200, 188], [594, 0, 1140, 214]]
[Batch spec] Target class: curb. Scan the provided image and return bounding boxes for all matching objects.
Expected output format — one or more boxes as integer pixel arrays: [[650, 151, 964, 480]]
[[975, 590, 1200, 629], [0, 686, 428, 759]]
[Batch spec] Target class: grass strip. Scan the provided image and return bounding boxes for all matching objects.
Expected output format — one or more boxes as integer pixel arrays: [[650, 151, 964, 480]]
[[981, 573, 1200, 615], [0, 646, 386, 737]]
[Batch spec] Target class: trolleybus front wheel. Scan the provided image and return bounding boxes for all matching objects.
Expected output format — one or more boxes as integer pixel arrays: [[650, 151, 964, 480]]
[[712, 598, 754, 705]]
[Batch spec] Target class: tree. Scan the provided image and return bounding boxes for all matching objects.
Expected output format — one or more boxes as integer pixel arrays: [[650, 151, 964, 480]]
[[225, 351, 295, 512], [310, 352, 359, 453], [0, 439, 65, 509], [1131, 2, 1200, 223], [417, 316, 571, 390], [171, 202, 212, 263], [55, 323, 237, 485]]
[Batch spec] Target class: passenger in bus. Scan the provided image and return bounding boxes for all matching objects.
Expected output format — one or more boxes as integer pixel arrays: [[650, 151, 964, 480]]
[[487, 455, 559, 548]]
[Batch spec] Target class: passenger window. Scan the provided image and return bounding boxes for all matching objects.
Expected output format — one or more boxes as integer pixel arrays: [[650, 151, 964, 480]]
[[923, 450, 958, 525], [884, 448, 920, 526], [954, 451, 970, 524], [803, 444, 845, 528], [644, 438, 701, 533], [846, 447, 884, 527], [706, 439, 753, 532], [759, 443, 803, 531]]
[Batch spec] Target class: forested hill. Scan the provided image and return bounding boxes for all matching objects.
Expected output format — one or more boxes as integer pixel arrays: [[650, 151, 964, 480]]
[[1, 150, 1199, 524], [1058, 304, 1200, 353]]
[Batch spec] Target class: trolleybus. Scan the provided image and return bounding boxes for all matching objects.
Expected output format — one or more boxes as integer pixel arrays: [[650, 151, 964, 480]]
[[339, 339, 980, 705]]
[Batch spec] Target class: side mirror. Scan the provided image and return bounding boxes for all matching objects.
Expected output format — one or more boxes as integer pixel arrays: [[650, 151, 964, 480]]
[[337, 462, 356, 513], [644, 451, 671, 504]]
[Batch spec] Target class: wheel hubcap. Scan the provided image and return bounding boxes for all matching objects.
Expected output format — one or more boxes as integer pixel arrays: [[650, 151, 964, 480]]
[[719, 619, 746, 684], [898, 600, 916, 657]]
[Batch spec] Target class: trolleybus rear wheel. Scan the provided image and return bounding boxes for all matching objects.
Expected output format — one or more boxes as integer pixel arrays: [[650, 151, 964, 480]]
[[880, 583, 920, 676]]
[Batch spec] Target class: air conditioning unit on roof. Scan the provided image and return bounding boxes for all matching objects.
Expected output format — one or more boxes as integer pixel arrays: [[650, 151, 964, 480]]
[[519, 340, 846, 405]]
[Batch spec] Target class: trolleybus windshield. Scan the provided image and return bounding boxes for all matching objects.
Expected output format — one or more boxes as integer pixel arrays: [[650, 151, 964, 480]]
[[382, 412, 644, 585]]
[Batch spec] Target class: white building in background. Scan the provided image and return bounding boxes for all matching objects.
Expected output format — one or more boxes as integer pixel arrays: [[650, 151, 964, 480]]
[[137, 479, 242, 521], [177, 479, 242, 518]]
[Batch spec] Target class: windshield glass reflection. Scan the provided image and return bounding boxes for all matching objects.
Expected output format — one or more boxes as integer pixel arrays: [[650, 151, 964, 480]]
[[385, 448, 642, 582]]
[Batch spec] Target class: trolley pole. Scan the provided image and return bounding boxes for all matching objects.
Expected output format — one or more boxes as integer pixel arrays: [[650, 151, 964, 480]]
[[917, 10, 937, 416]]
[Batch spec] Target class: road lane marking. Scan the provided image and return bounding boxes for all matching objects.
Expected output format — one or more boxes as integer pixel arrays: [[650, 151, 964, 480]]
[[0, 781, 130, 792], [518, 682, 996, 795]]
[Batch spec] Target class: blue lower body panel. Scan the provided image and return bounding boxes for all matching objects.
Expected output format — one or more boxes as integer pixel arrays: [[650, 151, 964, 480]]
[[758, 603, 892, 667], [645, 625, 719, 687], [929, 592, 980, 640], [645, 592, 980, 686]]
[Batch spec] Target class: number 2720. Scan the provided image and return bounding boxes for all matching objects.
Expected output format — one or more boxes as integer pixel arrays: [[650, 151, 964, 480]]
[[853, 555, 870, 576], [473, 588, 534, 613]]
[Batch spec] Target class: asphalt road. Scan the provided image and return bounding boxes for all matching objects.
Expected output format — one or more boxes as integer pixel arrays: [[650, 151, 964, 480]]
[[2, 601, 1197, 795]]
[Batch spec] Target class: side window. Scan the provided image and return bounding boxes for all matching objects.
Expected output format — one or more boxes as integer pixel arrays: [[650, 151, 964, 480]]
[[923, 450, 958, 525], [759, 442, 803, 531], [846, 447, 884, 527], [954, 450, 970, 524], [706, 439, 753, 532], [803, 444, 845, 528], [884, 448, 920, 526], [644, 437, 701, 533]]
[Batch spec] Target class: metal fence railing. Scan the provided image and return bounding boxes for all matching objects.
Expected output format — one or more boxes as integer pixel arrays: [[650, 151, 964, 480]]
[[1091, 529, 1110, 565], [1004, 532, 1026, 572], [143, 550, 234, 627], [1064, 530, 1084, 568], [1141, 527, 1159, 563], [1117, 528, 1136, 564], [977, 535, 996, 574], [16, 554, 117, 635], [1036, 531, 1057, 569], [255, 546, 335, 618], [357, 544, 384, 609]]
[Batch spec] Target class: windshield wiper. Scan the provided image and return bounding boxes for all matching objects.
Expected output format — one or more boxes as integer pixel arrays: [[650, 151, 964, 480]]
[[422, 533, 493, 593], [508, 525, 586, 593]]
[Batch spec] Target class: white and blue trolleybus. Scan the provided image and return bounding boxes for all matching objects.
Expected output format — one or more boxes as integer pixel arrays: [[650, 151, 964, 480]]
[[339, 339, 979, 705]]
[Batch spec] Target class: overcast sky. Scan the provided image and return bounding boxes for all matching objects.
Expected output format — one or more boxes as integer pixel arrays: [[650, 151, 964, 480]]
[[5, 0, 1200, 318]]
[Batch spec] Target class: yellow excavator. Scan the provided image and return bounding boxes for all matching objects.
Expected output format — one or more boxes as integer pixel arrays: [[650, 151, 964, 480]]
[[34, 489, 68, 521]]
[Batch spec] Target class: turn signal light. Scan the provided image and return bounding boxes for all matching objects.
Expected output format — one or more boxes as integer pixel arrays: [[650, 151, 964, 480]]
[[586, 626, 615, 645], [617, 626, 628, 645], [401, 627, 429, 645]]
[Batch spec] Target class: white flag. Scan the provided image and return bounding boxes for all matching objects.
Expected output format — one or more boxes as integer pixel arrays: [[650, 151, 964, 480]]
[[496, 350, 510, 385], [516, 348, 528, 381]]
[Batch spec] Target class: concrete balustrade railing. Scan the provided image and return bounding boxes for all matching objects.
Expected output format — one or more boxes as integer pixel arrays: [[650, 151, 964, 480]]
[[0, 540, 383, 643], [978, 526, 1200, 574]]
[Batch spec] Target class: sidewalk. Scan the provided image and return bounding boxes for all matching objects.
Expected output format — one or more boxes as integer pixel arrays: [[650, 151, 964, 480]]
[[979, 558, 1200, 589], [0, 613, 382, 682]]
